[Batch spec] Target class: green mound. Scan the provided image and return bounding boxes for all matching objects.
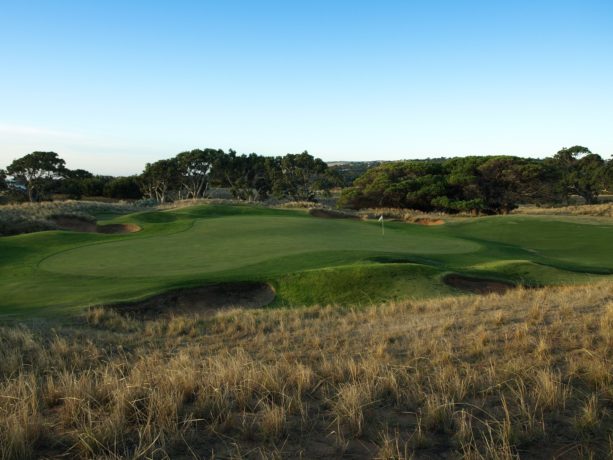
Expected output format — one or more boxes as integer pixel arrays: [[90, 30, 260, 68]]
[[468, 260, 609, 286], [274, 263, 452, 306]]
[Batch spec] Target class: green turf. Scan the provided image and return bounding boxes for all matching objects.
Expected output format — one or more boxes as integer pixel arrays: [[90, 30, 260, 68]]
[[1, 204, 612, 317], [274, 263, 454, 306]]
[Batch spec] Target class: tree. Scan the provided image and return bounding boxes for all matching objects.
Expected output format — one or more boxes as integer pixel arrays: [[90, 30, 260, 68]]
[[0, 169, 7, 193], [328, 161, 381, 187], [605, 157, 613, 193], [67, 169, 94, 180], [273, 152, 330, 201], [140, 159, 180, 203], [340, 156, 558, 214], [477, 157, 539, 214], [217, 151, 273, 201], [176, 149, 222, 199], [572, 154, 605, 204], [442, 156, 488, 214], [56, 168, 95, 199], [339, 160, 449, 210], [553, 146, 605, 204], [103, 176, 142, 199], [6, 151, 66, 201], [82, 176, 114, 197]]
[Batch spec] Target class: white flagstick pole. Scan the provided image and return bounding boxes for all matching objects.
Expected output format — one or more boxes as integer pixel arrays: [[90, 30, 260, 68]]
[[379, 215, 384, 236]]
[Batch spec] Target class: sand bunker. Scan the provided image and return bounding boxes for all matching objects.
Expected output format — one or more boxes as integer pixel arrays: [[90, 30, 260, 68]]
[[411, 217, 445, 226], [52, 216, 141, 234], [443, 274, 515, 295], [96, 223, 141, 234], [308, 208, 360, 220], [112, 282, 276, 318]]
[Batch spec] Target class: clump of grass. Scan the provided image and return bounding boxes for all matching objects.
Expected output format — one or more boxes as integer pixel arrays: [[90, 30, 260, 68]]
[[85, 306, 139, 332], [575, 394, 602, 435]]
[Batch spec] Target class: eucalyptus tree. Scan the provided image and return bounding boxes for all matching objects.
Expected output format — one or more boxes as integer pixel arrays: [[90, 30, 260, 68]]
[[218, 151, 273, 201], [6, 151, 67, 201], [274, 151, 330, 201], [176, 149, 222, 199], [553, 146, 605, 204], [140, 158, 180, 203]]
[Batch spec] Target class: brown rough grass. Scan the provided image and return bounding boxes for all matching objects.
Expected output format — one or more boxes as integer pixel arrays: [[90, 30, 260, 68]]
[[514, 203, 613, 218], [1, 284, 612, 458], [0, 200, 144, 235]]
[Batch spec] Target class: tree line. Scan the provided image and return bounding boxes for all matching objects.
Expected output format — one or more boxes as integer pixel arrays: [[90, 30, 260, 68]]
[[2, 145, 611, 213], [1, 149, 339, 203], [339, 146, 613, 214]]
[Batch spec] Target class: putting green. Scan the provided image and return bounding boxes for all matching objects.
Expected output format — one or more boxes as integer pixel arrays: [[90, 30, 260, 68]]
[[1, 204, 612, 317], [39, 216, 479, 277]]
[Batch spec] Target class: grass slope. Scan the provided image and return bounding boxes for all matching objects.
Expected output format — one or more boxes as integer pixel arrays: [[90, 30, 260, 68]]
[[1, 204, 613, 317], [2, 283, 612, 458]]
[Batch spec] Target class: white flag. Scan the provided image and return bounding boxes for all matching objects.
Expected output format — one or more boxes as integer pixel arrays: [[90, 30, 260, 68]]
[[378, 215, 384, 222]]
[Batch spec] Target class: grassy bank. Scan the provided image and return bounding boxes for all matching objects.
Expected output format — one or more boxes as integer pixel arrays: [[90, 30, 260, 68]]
[[1, 282, 612, 458]]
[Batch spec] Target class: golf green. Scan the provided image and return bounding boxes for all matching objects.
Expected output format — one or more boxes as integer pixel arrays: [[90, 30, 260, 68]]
[[1, 204, 612, 317], [39, 216, 479, 277]]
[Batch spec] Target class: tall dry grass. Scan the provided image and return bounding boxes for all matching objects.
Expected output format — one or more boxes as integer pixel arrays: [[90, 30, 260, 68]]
[[1, 284, 612, 458], [514, 203, 613, 218], [0, 200, 144, 236]]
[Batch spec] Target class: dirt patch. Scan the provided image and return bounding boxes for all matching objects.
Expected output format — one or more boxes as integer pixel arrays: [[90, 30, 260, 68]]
[[53, 216, 98, 232], [112, 282, 276, 318], [411, 217, 445, 226], [443, 274, 515, 295], [308, 208, 360, 220], [52, 216, 141, 234], [96, 223, 141, 234]]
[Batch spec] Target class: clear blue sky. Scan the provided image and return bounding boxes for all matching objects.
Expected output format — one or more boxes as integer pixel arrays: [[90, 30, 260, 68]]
[[1, 1, 612, 175]]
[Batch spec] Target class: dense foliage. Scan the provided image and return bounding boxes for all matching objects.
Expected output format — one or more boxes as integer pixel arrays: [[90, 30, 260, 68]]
[[5, 151, 67, 202], [0, 169, 7, 193], [340, 147, 611, 214], [1, 145, 611, 210], [1, 149, 338, 203], [328, 161, 382, 186], [138, 149, 338, 203]]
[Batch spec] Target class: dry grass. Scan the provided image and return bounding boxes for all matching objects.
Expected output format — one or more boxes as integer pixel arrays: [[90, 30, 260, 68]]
[[515, 203, 613, 218], [1, 283, 612, 458], [0, 200, 144, 235], [356, 207, 458, 221]]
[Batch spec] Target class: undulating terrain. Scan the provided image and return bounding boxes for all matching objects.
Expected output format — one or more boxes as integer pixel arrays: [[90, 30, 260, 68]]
[[1, 282, 612, 458], [1, 202, 612, 459], [1, 203, 613, 318]]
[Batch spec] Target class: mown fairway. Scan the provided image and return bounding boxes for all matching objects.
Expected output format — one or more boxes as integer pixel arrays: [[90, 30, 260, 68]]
[[1, 204, 612, 317]]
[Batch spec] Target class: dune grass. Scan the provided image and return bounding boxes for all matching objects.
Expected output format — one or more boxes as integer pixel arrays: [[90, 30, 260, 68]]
[[515, 202, 613, 218], [1, 204, 613, 317], [0, 200, 144, 236], [1, 282, 612, 458]]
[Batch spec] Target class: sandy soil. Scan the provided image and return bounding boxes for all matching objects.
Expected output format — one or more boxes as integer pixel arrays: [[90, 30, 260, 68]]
[[111, 282, 276, 318], [443, 274, 515, 294], [53, 216, 141, 234], [308, 208, 360, 220], [411, 217, 445, 225]]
